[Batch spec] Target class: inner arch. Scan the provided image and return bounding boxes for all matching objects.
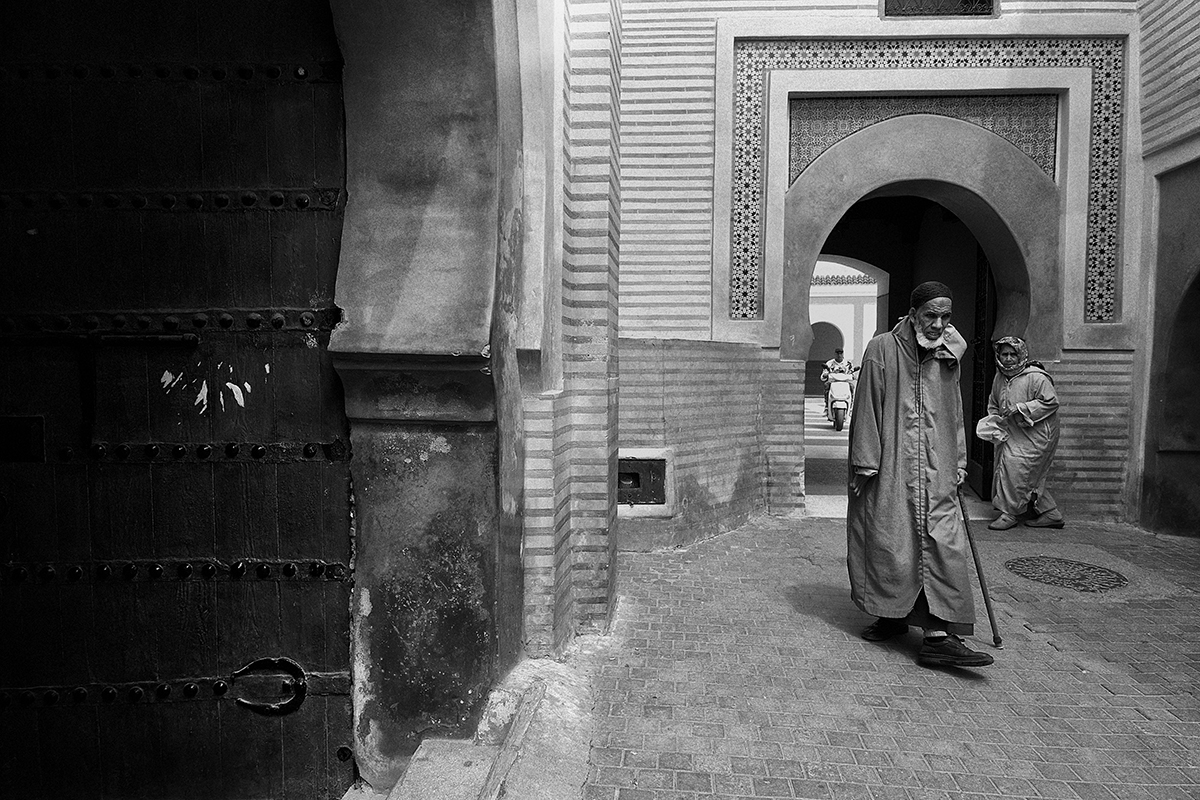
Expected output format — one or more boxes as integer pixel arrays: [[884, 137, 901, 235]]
[[780, 114, 1060, 362]]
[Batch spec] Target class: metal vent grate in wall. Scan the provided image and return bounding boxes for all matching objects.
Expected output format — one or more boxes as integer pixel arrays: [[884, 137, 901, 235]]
[[618, 458, 666, 505], [884, 0, 994, 16]]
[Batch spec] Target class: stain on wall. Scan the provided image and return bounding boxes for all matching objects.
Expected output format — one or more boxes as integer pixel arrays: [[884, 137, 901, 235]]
[[618, 339, 784, 551], [328, 0, 526, 789], [330, 0, 499, 356], [349, 422, 499, 784]]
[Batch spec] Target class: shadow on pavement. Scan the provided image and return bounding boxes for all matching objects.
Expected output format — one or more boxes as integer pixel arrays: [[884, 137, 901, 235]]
[[782, 582, 860, 635]]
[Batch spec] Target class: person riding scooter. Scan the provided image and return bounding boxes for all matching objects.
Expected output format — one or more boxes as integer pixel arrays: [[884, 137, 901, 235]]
[[821, 348, 855, 421], [827, 367, 860, 431]]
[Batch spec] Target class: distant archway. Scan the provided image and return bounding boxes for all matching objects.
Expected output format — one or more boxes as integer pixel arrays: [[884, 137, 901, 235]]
[[781, 114, 1060, 362], [817, 255, 890, 338], [806, 321, 844, 394], [809, 321, 844, 361]]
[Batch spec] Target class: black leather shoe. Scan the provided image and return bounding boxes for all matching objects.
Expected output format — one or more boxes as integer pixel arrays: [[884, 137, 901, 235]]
[[861, 618, 908, 641], [918, 635, 994, 667]]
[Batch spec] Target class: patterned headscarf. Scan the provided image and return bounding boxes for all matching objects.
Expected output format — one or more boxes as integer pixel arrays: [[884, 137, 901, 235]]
[[993, 336, 1030, 377]]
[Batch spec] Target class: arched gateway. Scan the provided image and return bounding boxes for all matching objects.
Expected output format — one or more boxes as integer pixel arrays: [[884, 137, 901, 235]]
[[780, 114, 1061, 364]]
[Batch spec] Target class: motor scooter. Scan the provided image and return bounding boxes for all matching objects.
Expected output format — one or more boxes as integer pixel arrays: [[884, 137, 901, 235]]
[[827, 367, 860, 431]]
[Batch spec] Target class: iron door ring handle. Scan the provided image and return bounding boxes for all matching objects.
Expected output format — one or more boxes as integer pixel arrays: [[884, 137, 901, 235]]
[[231, 656, 307, 716]]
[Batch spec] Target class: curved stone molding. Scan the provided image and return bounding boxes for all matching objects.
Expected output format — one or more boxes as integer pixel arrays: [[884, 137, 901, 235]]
[[789, 94, 1059, 183], [781, 115, 1061, 362]]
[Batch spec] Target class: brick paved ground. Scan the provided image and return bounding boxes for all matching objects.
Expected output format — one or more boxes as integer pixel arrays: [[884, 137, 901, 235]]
[[576, 516, 1200, 800]]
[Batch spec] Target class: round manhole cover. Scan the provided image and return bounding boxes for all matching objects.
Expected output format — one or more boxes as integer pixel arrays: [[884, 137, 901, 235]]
[[1004, 555, 1129, 593]]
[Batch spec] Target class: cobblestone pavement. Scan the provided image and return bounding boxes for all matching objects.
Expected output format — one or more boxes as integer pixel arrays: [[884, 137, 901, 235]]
[[577, 516, 1200, 800]]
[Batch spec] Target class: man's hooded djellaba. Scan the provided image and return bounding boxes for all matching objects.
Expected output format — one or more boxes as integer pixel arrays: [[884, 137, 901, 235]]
[[846, 308, 975, 634]]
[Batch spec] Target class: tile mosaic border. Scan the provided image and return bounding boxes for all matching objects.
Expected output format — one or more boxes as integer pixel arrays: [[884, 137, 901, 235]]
[[789, 94, 1059, 184], [729, 37, 1125, 323]]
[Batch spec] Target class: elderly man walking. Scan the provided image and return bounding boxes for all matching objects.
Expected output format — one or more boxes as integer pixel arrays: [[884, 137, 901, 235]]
[[846, 281, 993, 668]]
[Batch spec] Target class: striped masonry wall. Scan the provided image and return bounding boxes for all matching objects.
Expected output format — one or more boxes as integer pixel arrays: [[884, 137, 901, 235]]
[[521, 393, 557, 656], [761, 355, 808, 515], [1045, 350, 1135, 520], [539, 0, 622, 651], [620, 13, 716, 340], [618, 339, 807, 549], [1139, 0, 1200, 154], [615, 342, 1133, 540]]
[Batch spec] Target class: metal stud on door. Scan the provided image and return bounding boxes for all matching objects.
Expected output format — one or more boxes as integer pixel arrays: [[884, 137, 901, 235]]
[[0, 4, 353, 798]]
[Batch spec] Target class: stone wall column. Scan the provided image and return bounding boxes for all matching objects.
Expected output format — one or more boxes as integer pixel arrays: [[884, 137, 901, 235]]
[[329, 0, 525, 790]]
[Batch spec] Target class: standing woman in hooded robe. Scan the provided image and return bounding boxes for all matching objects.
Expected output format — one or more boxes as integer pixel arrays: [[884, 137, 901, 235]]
[[984, 336, 1065, 530]]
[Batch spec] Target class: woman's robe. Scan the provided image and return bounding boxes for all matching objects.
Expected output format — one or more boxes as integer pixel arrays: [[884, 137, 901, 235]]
[[846, 318, 975, 630], [988, 365, 1060, 516]]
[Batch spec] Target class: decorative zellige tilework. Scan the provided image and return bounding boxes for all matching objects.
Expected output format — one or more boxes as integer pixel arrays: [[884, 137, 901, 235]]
[[789, 94, 1059, 184], [730, 38, 1125, 322]]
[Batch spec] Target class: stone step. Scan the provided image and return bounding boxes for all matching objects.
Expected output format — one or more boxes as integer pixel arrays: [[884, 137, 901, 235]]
[[347, 657, 590, 800], [387, 739, 499, 800]]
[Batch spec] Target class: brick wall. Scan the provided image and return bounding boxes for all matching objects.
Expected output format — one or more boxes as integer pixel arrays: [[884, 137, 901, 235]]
[[521, 394, 557, 656], [1047, 350, 1136, 520], [618, 338, 805, 549], [1140, 0, 1200, 154], [559, 0, 623, 643], [519, 0, 624, 656]]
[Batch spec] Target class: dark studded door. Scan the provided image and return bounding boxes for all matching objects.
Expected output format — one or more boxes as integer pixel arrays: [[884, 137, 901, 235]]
[[0, 3, 354, 798]]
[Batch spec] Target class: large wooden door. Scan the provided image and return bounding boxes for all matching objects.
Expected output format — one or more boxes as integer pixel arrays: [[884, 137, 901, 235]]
[[0, 3, 354, 797], [967, 247, 997, 500]]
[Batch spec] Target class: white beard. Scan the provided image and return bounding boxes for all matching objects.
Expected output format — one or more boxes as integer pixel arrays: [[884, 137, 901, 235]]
[[915, 331, 946, 350]]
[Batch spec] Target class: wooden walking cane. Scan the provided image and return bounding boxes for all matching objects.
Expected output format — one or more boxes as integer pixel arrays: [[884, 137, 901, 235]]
[[958, 486, 1003, 648]]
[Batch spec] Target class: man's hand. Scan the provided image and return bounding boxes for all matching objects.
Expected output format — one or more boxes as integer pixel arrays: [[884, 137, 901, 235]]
[[850, 472, 875, 497], [956, 468, 967, 486]]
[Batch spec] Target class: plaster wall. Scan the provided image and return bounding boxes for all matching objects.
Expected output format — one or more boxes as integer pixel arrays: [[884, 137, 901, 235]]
[[1142, 157, 1200, 535], [330, 1, 498, 356], [345, 412, 498, 784], [328, 1, 526, 790], [1133, 0, 1200, 534]]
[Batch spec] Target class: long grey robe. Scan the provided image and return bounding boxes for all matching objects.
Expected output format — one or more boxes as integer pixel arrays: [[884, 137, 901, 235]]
[[846, 318, 975, 631], [987, 365, 1060, 517]]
